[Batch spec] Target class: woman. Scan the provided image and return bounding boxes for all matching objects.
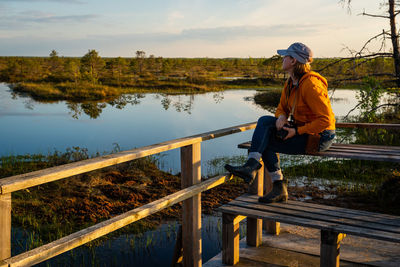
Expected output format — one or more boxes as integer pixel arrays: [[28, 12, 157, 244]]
[[225, 42, 336, 203]]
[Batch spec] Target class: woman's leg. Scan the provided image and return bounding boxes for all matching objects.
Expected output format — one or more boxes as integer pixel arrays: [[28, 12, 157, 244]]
[[262, 133, 308, 181], [224, 115, 276, 183], [248, 116, 277, 161], [259, 133, 308, 203]]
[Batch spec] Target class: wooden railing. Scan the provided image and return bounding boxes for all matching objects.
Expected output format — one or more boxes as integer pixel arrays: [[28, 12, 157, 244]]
[[0, 122, 257, 267], [1, 122, 398, 266]]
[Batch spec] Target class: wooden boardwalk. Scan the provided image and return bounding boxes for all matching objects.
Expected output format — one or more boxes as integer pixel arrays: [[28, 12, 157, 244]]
[[204, 223, 400, 267]]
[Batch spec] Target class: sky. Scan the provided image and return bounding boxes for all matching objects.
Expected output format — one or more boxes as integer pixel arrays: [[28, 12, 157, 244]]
[[0, 0, 390, 58]]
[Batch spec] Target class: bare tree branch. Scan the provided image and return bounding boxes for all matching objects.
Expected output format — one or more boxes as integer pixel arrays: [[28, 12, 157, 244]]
[[360, 11, 390, 19], [356, 30, 390, 57], [366, 103, 400, 114]]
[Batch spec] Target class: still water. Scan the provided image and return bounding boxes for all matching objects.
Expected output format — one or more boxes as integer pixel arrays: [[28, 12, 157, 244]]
[[0, 83, 361, 176]]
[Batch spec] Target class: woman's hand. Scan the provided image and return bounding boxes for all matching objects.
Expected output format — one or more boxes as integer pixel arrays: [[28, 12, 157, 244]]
[[283, 126, 296, 140], [276, 115, 287, 130]]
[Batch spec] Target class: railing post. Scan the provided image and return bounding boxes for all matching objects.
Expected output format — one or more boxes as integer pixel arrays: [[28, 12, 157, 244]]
[[263, 169, 280, 235], [246, 160, 263, 247], [180, 143, 202, 267], [0, 193, 11, 261]]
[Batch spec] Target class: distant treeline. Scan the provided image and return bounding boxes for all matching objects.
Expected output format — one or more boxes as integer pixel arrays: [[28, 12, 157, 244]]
[[0, 49, 396, 100], [1, 49, 395, 84]]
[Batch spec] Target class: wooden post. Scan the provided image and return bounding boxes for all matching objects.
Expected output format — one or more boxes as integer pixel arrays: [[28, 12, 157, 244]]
[[0, 193, 11, 261], [181, 143, 202, 267], [263, 168, 280, 235], [320, 230, 346, 267], [246, 160, 263, 247], [222, 214, 245, 265]]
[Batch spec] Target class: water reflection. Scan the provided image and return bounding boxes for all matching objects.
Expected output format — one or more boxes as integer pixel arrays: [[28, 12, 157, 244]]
[[66, 94, 146, 119], [6, 83, 375, 120], [10, 90, 227, 119]]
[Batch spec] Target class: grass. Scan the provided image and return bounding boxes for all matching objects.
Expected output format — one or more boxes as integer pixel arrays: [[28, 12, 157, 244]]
[[10, 76, 284, 102]]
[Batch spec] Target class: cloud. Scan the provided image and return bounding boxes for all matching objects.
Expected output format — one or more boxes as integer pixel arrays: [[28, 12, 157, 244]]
[[0, 23, 328, 57], [0, 11, 99, 30], [85, 23, 324, 43], [180, 24, 322, 41], [22, 14, 99, 23]]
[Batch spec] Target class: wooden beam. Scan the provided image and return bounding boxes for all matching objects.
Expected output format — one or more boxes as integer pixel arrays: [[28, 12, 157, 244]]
[[247, 161, 263, 247], [0, 122, 256, 195], [222, 213, 242, 265], [3, 174, 232, 267], [336, 122, 400, 130], [320, 230, 346, 267], [0, 193, 11, 261], [263, 169, 280, 235], [181, 143, 202, 267]]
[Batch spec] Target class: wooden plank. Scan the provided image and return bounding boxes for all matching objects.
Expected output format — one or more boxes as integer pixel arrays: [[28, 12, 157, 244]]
[[325, 148, 400, 157], [285, 198, 400, 221], [320, 230, 345, 267], [239, 142, 400, 152], [237, 195, 400, 227], [0, 193, 11, 261], [0, 122, 257, 195], [310, 151, 400, 162], [229, 199, 400, 234], [219, 205, 400, 243], [181, 143, 202, 267], [326, 147, 400, 155], [325, 151, 399, 158], [4, 174, 232, 267], [335, 122, 400, 130], [222, 213, 241, 265], [330, 143, 400, 151]]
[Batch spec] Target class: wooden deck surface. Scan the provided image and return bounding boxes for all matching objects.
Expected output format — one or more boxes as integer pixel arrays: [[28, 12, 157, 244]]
[[204, 223, 400, 267]]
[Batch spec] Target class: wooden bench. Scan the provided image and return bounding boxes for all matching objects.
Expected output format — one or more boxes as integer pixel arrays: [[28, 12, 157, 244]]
[[219, 194, 400, 267], [238, 142, 400, 162], [220, 123, 400, 266]]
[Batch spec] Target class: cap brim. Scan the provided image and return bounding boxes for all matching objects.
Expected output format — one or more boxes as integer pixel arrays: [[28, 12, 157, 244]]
[[277, 49, 289, 56]]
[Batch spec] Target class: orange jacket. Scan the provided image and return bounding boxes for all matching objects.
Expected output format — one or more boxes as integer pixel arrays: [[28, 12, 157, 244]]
[[275, 71, 336, 135]]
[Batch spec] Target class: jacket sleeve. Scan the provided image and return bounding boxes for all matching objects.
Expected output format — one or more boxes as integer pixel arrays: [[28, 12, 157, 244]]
[[297, 78, 333, 135], [275, 83, 290, 118]]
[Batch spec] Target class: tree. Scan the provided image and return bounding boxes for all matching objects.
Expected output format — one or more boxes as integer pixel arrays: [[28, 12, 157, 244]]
[[135, 50, 146, 75], [341, 0, 400, 86], [48, 50, 62, 81], [80, 49, 105, 83]]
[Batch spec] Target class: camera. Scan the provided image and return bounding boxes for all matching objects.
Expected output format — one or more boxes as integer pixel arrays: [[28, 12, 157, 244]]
[[275, 123, 296, 140]]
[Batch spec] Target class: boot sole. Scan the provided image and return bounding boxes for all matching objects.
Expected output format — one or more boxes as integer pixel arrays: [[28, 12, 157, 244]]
[[258, 195, 288, 204]]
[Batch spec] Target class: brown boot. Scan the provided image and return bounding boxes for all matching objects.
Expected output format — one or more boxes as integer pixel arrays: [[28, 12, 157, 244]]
[[258, 180, 288, 203]]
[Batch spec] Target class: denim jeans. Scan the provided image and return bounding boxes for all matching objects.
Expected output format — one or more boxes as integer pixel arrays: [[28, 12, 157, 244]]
[[249, 115, 335, 173]]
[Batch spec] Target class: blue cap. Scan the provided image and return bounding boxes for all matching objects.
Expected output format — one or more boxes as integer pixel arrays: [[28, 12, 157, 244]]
[[277, 42, 313, 64]]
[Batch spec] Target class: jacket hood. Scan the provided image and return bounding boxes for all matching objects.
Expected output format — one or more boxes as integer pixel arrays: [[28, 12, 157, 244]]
[[299, 71, 328, 87]]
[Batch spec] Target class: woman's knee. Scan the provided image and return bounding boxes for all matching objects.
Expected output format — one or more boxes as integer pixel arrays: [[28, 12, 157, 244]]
[[257, 115, 276, 126]]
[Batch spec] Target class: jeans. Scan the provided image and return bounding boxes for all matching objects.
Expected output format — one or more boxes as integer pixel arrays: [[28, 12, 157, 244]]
[[249, 115, 335, 173]]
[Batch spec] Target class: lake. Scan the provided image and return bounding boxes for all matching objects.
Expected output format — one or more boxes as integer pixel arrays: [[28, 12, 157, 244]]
[[0, 83, 363, 176]]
